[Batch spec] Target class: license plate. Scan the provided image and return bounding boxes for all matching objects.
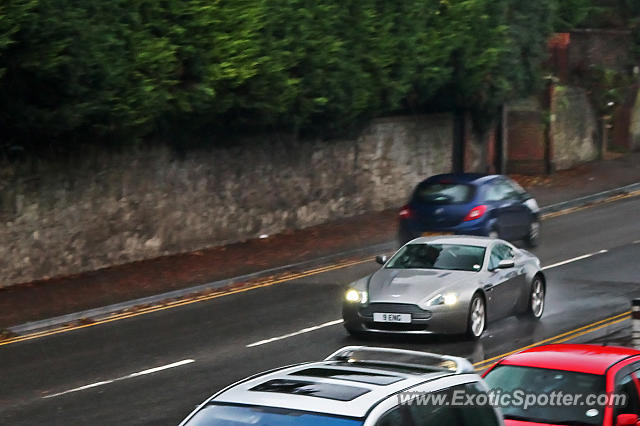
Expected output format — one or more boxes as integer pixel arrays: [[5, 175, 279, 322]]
[[373, 313, 411, 323], [422, 232, 454, 237]]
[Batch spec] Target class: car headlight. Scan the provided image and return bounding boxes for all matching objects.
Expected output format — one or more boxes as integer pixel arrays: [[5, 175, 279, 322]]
[[427, 292, 458, 306], [345, 289, 368, 304]]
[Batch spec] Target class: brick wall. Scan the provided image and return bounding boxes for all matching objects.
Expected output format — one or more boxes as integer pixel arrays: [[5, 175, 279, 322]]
[[505, 98, 548, 175], [548, 33, 571, 84], [506, 29, 637, 174]]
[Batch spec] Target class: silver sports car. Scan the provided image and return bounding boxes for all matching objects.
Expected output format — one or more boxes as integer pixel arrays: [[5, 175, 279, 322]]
[[342, 235, 545, 339]]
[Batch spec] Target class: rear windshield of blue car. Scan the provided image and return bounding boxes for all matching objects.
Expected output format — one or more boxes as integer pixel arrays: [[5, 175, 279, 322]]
[[412, 182, 475, 204], [183, 403, 363, 426]]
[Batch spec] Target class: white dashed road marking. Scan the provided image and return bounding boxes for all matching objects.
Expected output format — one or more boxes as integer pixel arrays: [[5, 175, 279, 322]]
[[542, 250, 608, 270], [246, 319, 343, 348], [43, 359, 195, 399]]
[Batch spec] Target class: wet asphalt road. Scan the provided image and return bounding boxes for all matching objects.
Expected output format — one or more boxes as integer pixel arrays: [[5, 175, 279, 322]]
[[1, 196, 640, 425]]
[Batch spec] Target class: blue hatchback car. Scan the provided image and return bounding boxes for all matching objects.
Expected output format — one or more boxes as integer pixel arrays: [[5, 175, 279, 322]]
[[398, 174, 540, 247]]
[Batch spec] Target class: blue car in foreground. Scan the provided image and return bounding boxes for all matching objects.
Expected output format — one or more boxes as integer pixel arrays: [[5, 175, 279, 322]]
[[398, 174, 540, 247]]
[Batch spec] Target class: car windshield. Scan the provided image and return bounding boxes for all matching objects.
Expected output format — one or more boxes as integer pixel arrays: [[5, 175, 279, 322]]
[[385, 243, 485, 271], [483, 365, 606, 425], [184, 404, 363, 425], [413, 182, 475, 204]]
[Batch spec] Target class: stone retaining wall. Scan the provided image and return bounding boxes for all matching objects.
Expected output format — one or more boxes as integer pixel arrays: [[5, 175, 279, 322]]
[[0, 114, 454, 286]]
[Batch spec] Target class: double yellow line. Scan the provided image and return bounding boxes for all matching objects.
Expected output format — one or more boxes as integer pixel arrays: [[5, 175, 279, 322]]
[[2, 188, 639, 348], [473, 311, 631, 371], [540, 189, 640, 220], [0, 257, 371, 347]]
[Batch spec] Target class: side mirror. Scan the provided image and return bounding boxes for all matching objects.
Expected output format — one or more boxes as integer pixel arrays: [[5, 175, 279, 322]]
[[376, 255, 388, 265], [497, 259, 515, 269], [615, 414, 638, 426]]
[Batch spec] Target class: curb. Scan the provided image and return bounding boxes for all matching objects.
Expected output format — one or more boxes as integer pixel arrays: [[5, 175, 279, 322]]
[[538, 182, 640, 214], [7, 181, 640, 336], [9, 241, 396, 335]]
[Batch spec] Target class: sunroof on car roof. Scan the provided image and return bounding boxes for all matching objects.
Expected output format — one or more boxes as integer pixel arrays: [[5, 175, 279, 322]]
[[250, 379, 370, 401], [290, 368, 403, 385]]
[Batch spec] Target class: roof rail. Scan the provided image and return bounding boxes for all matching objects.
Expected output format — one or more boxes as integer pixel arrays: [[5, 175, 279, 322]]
[[324, 346, 474, 374]]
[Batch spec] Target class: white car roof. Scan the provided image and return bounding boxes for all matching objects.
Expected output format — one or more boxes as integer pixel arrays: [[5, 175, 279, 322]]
[[213, 362, 454, 418], [205, 347, 478, 419]]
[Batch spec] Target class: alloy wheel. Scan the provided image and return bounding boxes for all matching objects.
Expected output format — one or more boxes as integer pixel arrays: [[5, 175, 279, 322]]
[[531, 279, 544, 318], [529, 222, 540, 241], [470, 296, 486, 337]]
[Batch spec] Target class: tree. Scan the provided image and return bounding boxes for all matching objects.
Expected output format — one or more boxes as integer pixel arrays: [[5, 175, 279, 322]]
[[0, 0, 571, 151], [434, 0, 555, 131]]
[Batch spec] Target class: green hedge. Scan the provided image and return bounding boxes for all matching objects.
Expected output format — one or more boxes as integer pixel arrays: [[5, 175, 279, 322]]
[[555, 0, 640, 30], [0, 0, 559, 152]]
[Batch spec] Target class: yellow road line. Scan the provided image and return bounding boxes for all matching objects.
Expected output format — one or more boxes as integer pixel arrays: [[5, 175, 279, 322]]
[[541, 189, 640, 220], [552, 315, 630, 344], [2, 188, 640, 347], [0, 257, 372, 346], [473, 311, 631, 370]]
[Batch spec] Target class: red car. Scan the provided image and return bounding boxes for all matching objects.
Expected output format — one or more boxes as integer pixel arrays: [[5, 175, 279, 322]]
[[482, 344, 640, 426]]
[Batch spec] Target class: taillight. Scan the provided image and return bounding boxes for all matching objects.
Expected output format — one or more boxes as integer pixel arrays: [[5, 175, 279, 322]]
[[398, 205, 413, 220], [463, 205, 488, 221]]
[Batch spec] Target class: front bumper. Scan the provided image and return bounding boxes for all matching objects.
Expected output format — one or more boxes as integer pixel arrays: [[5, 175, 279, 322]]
[[342, 302, 468, 335]]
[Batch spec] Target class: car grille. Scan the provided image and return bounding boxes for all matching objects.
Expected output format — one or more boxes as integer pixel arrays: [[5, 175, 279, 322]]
[[363, 322, 430, 332], [359, 303, 432, 320]]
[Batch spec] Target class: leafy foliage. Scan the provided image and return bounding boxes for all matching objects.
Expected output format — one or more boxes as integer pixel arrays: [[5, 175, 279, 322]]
[[0, 0, 574, 152], [553, 0, 640, 30]]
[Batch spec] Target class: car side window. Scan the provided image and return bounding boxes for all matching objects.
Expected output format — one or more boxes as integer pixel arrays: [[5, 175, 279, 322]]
[[504, 245, 514, 259], [409, 401, 458, 425], [406, 383, 500, 426], [374, 405, 411, 426], [504, 178, 527, 198], [614, 371, 640, 418], [488, 244, 513, 270], [485, 180, 517, 202], [458, 382, 502, 426], [484, 182, 506, 202]]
